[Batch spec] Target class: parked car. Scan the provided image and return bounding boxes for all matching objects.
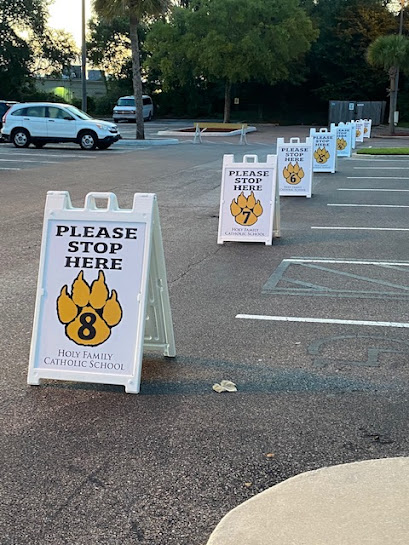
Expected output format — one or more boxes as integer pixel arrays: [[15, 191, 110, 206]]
[[0, 100, 19, 137], [1, 102, 121, 150], [113, 95, 153, 123]]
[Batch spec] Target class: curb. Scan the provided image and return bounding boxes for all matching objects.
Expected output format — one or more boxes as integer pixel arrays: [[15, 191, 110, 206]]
[[117, 138, 179, 146], [157, 127, 257, 137], [372, 134, 409, 139], [353, 152, 409, 158]]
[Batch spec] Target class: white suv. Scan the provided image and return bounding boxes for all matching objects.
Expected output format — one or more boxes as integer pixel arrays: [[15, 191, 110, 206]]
[[113, 95, 153, 123], [1, 102, 121, 150]]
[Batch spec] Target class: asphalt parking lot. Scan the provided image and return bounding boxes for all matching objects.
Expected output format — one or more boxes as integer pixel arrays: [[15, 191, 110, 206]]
[[1, 123, 408, 544]]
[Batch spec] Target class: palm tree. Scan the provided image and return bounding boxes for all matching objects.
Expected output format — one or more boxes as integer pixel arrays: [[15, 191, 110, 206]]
[[93, 0, 169, 139], [367, 34, 409, 135]]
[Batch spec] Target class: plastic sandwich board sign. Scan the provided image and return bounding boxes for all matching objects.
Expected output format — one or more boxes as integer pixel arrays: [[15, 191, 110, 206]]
[[363, 119, 372, 138], [331, 122, 352, 157], [277, 137, 313, 198], [309, 127, 337, 173], [217, 154, 278, 245], [27, 191, 175, 394], [355, 119, 365, 143], [348, 121, 357, 149]]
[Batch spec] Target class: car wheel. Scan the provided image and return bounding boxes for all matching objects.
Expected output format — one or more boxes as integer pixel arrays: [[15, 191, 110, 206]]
[[79, 131, 97, 150], [147, 112, 152, 121], [97, 142, 112, 150], [12, 128, 30, 148]]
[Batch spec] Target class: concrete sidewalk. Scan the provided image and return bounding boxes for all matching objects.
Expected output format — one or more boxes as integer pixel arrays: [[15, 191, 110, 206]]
[[206, 457, 409, 545]]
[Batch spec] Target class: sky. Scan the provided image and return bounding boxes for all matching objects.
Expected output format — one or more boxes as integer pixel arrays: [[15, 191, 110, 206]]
[[48, 0, 94, 47]]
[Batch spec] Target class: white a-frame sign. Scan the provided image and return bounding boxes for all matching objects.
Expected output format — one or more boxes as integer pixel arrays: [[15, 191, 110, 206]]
[[28, 191, 175, 394], [217, 154, 279, 245]]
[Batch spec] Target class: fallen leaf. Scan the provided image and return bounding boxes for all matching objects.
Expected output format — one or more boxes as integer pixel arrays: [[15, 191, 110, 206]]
[[265, 453, 275, 458], [220, 380, 237, 391], [212, 380, 237, 393]]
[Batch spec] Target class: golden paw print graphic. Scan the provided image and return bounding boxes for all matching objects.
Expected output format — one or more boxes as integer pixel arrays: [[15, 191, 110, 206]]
[[314, 147, 330, 164], [283, 163, 304, 185], [364, 127, 368, 134], [356, 129, 361, 138], [230, 191, 263, 226], [57, 271, 122, 346], [337, 138, 347, 150]]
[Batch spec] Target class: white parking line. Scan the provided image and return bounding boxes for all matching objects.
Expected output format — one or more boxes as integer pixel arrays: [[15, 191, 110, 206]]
[[347, 176, 409, 179], [286, 258, 409, 266], [311, 226, 409, 231], [328, 204, 409, 208], [0, 167, 21, 170], [0, 152, 95, 159], [353, 167, 409, 169], [236, 314, 409, 328], [350, 159, 409, 162], [338, 188, 409, 192], [0, 158, 58, 164]]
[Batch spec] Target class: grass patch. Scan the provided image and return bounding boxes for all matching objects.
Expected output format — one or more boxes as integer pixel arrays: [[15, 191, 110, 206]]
[[357, 147, 409, 155]]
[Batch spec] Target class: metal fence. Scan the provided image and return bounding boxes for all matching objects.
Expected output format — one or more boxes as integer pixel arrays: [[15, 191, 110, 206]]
[[328, 101, 386, 125]]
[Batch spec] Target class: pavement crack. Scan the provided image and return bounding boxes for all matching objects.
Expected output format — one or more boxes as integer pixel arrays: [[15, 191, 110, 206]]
[[169, 245, 224, 286], [36, 463, 109, 539]]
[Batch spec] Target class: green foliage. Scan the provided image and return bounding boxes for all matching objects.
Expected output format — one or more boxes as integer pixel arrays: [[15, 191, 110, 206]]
[[34, 29, 78, 77], [367, 34, 409, 74], [357, 147, 409, 154], [307, 0, 400, 101], [93, 0, 170, 21], [87, 16, 131, 77], [19, 88, 68, 102], [0, 0, 77, 98], [87, 16, 150, 80], [190, 0, 317, 85], [145, 0, 317, 119], [146, 0, 317, 88], [92, 0, 170, 138]]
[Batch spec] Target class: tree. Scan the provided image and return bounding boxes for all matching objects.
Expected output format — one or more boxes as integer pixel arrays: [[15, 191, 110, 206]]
[[0, 0, 77, 98], [367, 34, 409, 134], [0, 0, 47, 96], [93, 0, 170, 139], [146, 0, 317, 122], [305, 0, 400, 102], [87, 16, 132, 80], [31, 29, 78, 78]]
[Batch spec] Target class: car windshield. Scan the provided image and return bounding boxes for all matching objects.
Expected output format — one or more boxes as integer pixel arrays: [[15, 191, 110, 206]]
[[65, 105, 93, 120], [117, 98, 135, 107]]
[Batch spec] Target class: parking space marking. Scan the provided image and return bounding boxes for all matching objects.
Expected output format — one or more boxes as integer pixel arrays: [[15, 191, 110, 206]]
[[286, 258, 409, 267], [0, 158, 58, 164], [338, 188, 409, 192], [353, 167, 409, 169], [236, 314, 409, 328], [347, 176, 409, 179], [348, 158, 409, 161], [0, 167, 21, 170], [311, 227, 409, 231], [262, 258, 409, 299], [0, 152, 95, 159], [328, 204, 409, 208]]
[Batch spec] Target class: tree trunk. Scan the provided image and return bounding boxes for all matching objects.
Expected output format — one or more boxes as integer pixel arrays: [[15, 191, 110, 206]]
[[389, 67, 398, 136], [223, 80, 232, 123], [129, 15, 145, 140]]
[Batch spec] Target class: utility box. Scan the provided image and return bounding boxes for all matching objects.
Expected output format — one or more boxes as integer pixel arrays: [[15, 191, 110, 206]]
[[328, 101, 386, 125]]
